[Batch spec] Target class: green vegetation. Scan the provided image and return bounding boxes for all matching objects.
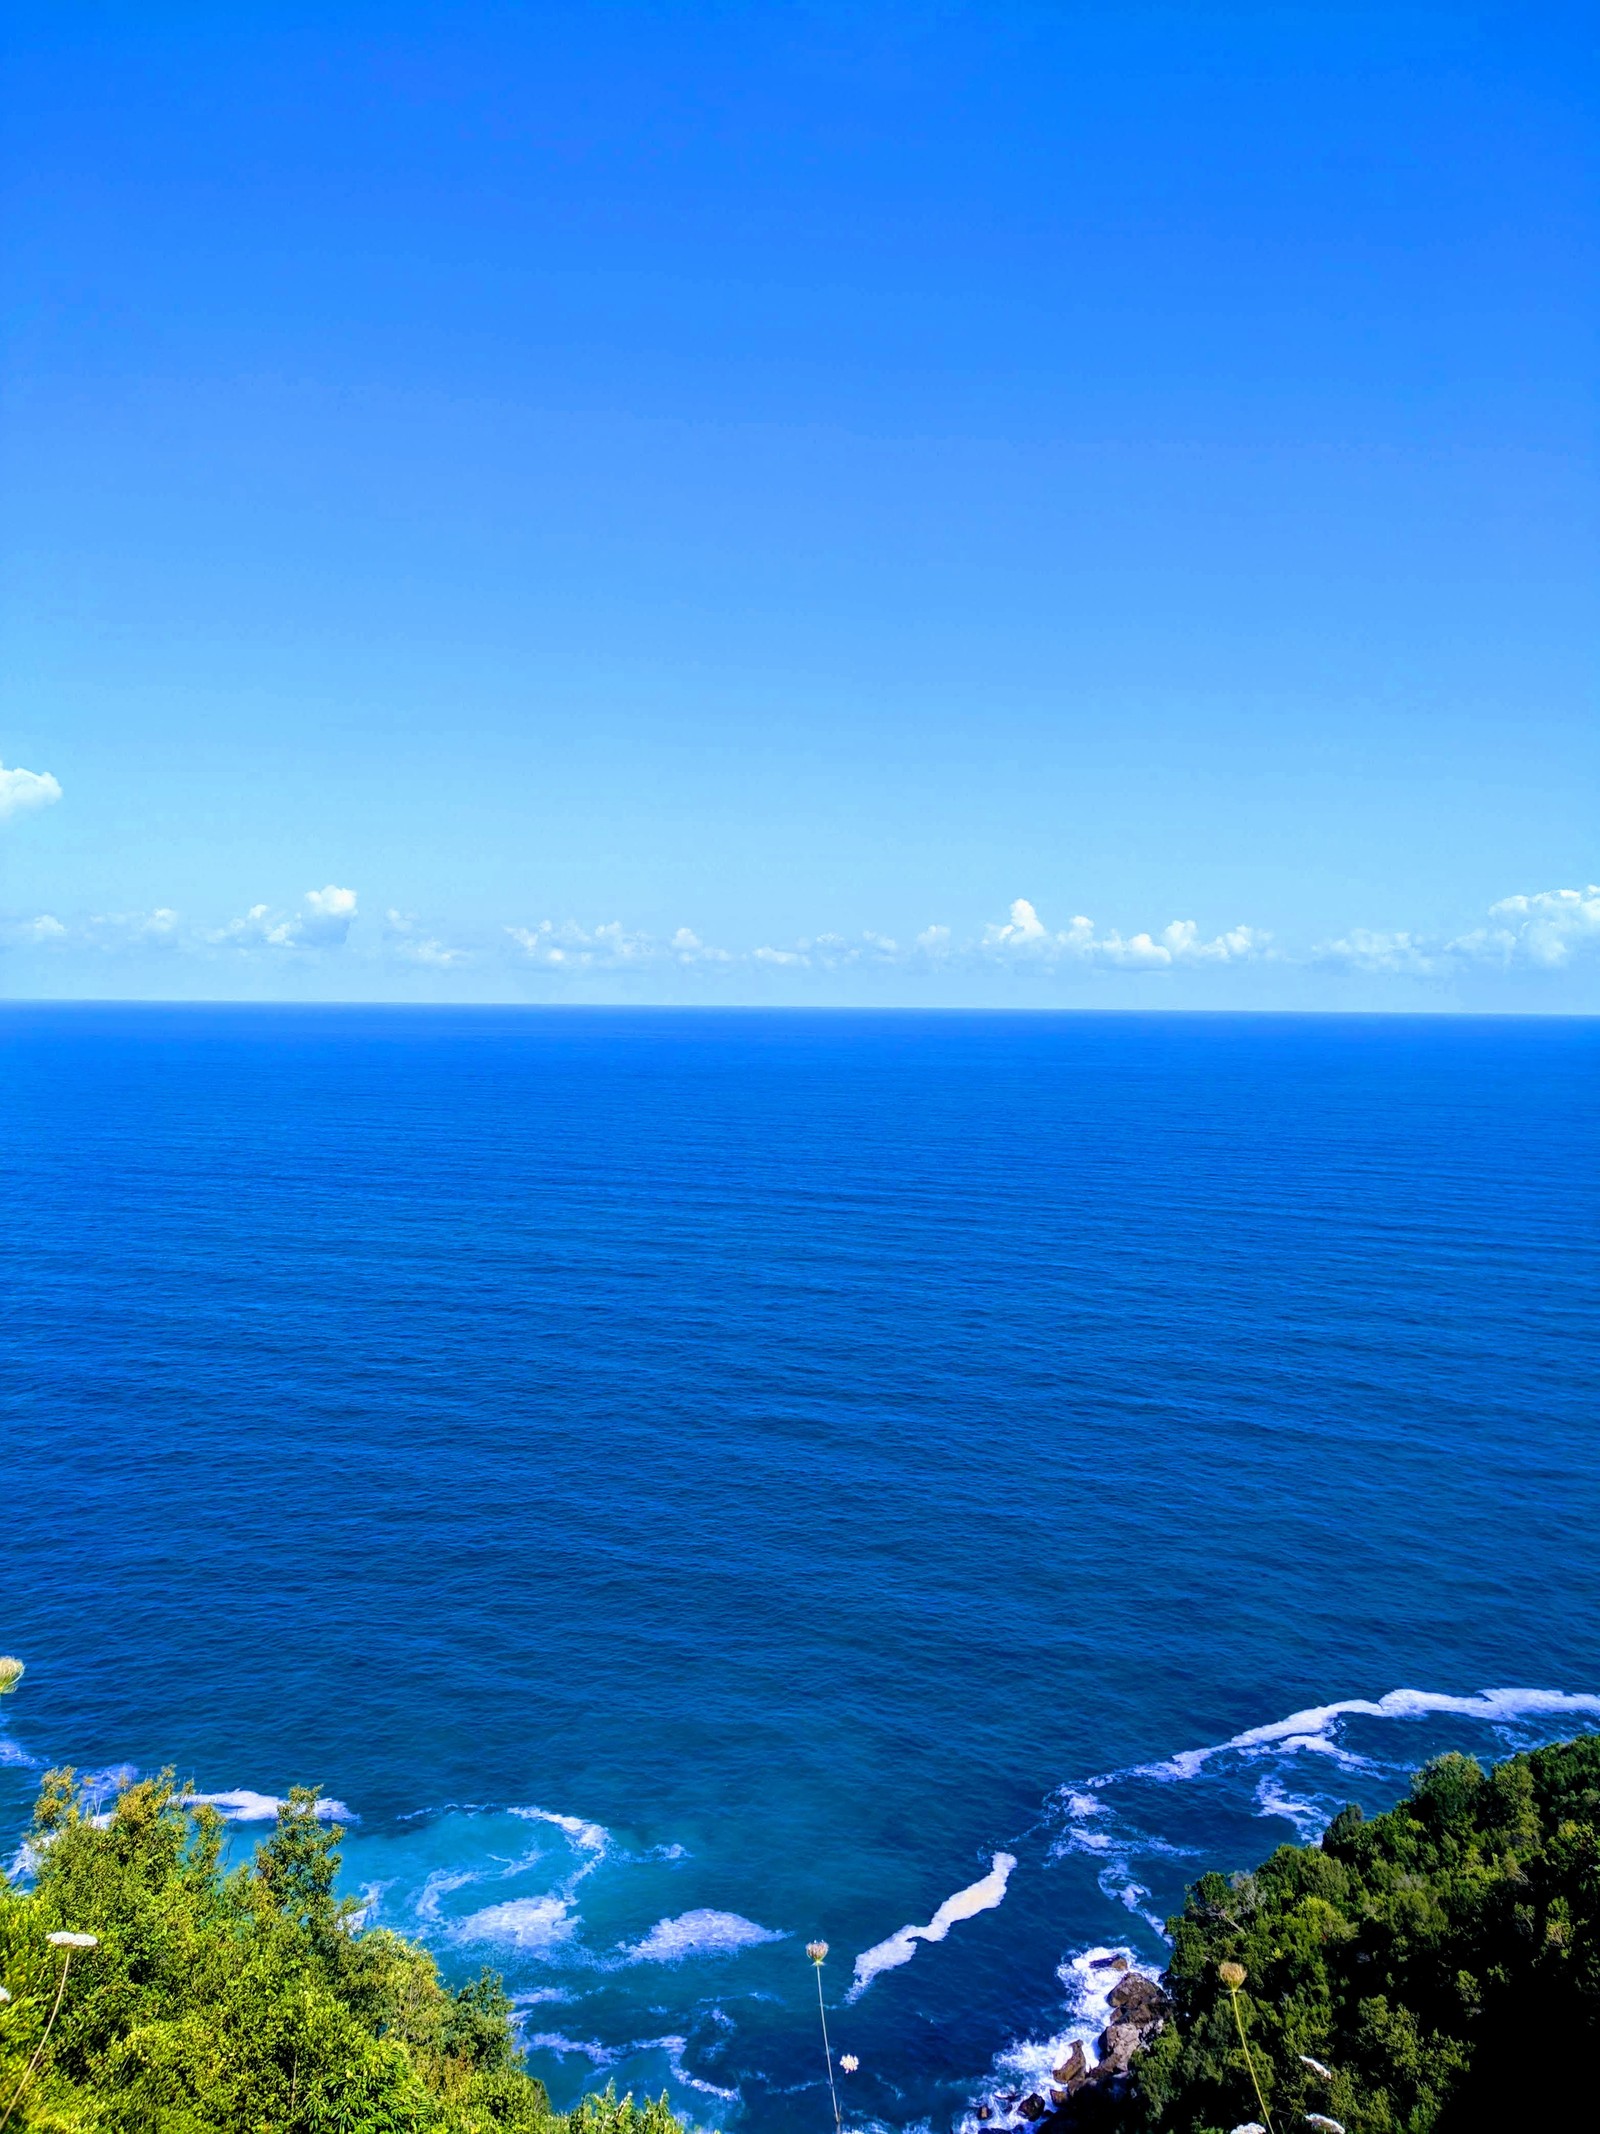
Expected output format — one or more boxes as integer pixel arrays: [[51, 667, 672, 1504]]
[[1121, 1731, 1600, 2132], [0, 1770, 695, 2134]]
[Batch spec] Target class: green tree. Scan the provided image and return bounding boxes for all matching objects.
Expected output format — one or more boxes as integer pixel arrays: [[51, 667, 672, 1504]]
[[0, 1769, 705, 2134], [1118, 1733, 1600, 2132]]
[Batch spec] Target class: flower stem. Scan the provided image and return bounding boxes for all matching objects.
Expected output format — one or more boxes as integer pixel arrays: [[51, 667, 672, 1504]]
[[814, 1963, 843, 2134], [1226, 1980, 1275, 2134]]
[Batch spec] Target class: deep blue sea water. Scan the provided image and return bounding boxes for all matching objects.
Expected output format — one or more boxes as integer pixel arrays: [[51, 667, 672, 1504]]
[[4, 1007, 1598, 2131]]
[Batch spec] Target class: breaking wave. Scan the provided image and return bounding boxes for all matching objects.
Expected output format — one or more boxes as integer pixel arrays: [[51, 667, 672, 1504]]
[[1122, 1687, 1600, 1785]]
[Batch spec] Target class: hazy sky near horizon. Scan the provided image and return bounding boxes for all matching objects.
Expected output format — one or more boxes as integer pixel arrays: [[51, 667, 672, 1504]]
[[2, 1, 1596, 1006]]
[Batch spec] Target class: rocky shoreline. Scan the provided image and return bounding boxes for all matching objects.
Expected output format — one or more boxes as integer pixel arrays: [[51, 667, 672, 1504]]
[[974, 1959, 1172, 2132]]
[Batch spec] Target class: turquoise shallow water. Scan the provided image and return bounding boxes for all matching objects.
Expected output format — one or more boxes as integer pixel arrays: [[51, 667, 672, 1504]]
[[4, 1007, 1598, 2130]]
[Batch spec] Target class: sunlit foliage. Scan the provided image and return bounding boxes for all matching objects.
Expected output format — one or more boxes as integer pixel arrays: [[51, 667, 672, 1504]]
[[1123, 1733, 1600, 2132], [0, 1772, 695, 2134]]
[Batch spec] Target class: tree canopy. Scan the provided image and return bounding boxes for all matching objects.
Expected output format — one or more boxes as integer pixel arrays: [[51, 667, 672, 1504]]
[[0, 1770, 693, 2134], [1121, 1731, 1600, 2132]]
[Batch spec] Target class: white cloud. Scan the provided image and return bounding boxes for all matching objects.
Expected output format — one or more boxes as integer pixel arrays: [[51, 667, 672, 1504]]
[[983, 896, 1054, 949], [1481, 884, 1600, 967], [90, 908, 181, 947], [509, 918, 740, 969], [747, 930, 905, 970], [5, 909, 180, 952], [0, 760, 62, 820], [508, 920, 608, 967], [216, 886, 358, 950], [2, 913, 68, 948], [496, 900, 1268, 979], [1096, 930, 1175, 968], [30, 880, 1581, 990], [1157, 919, 1265, 964], [295, 884, 359, 945], [385, 909, 467, 966], [1315, 928, 1440, 975], [213, 903, 275, 947], [670, 927, 732, 964], [401, 937, 465, 967], [1317, 886, 1600, 977], [980, 898, 1266, 969]]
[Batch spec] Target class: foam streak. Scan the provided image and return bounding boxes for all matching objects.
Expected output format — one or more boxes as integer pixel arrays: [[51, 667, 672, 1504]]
[[850, 1852, 1016, 1998]]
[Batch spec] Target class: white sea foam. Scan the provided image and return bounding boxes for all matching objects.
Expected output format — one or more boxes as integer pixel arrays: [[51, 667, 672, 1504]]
[[1062, 1827, 1114, 1853], [1254, 1778, 1329, 1842], [183, 1789, 352, 1822], [345, 1803, 630, 1976], [513, 1806, 610, 1853], [1130, 1687, 1600, 1784], [849, 1852, 1016, 1999], [346, 1879, 389, 1930], [1049, 1797, 1199, 1929], [524, 2031, 620, 2067], [623, 1909, 786, 1963], [654, 2034, 741, 2101], [460, 1895, 577, 1950], [520, 2028, 739, 2103], [6, 1838, 44, 1880], [959, 1945, 1157, 2130], [414, 1864, 495, 1927]]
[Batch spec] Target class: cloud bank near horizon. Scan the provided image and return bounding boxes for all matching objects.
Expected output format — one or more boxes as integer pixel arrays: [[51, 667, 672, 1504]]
[[1314, 886, 1600, 976], [5, 885, 1598, 996]]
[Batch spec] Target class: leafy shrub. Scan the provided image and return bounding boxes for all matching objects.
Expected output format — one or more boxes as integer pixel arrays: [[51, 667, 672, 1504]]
[[0, 1771, 698, 2134], [1122, 1732, 1600, 2131]]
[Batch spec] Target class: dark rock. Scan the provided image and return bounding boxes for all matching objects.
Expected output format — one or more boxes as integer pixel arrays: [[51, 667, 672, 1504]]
[[1018, 2094, 1047, 2121], [1093, 2023, 1144, 2077], [1051, 2042, 1087, 2088], [1107, 1973, 1171, 2029], [975, 2110, 991, 2123], [1035, 1972, 1175, 2132]]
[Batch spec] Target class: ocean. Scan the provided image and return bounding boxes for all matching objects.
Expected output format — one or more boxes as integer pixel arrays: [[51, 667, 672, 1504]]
[[4, 1005, 1597, 2132]]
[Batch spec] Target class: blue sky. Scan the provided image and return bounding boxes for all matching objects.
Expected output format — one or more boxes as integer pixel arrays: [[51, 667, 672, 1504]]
[[2, 1, 1595, 1006]]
